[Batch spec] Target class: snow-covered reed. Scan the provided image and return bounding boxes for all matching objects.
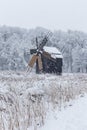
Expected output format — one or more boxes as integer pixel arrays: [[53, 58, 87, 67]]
[[0, 71, 87, 130]]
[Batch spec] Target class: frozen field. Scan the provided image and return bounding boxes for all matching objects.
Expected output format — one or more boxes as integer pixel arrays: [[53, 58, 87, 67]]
[[0, 71, 87, 130]]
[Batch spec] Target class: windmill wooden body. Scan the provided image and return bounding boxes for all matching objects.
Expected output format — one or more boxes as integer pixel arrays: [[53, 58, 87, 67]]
[[28, 36, 63, 74]]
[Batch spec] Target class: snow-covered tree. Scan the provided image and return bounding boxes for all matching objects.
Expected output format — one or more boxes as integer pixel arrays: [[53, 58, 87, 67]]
[[0, 26, 87, 73]]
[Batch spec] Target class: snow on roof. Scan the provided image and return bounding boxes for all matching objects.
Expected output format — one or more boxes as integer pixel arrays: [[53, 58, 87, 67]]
[[43, 46, 61, 54], [43, 46, 63, 58]]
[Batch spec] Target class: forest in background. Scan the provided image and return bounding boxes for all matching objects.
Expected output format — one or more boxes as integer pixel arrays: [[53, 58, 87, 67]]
[[0, 25, 87, 73]]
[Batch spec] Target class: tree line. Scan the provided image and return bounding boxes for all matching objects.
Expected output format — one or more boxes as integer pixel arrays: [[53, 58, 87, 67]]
[[0, 26, 87, 72]]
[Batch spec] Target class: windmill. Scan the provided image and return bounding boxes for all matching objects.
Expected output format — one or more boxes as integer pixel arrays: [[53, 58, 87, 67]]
[[28, 36, 63, 74], [28, 36, 50, 73]]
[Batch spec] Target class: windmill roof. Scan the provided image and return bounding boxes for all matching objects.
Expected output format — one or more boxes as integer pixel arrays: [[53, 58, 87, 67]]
[[43, 46, 63, 59]]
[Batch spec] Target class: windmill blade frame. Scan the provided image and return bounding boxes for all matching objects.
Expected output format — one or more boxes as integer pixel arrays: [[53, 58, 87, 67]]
[[38, 36, 48, 51]]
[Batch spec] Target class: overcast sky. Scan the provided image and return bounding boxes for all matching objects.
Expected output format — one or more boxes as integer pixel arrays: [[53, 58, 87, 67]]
[[0, 0, 87, 32]]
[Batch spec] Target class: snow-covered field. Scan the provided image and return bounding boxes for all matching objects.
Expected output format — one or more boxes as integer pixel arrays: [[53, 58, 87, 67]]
[[41, 94, 87, 130], [0, 71, 87, 130]]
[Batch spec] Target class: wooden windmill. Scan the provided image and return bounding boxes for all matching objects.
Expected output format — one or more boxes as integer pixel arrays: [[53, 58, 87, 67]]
[[28, 36, 63, 74]]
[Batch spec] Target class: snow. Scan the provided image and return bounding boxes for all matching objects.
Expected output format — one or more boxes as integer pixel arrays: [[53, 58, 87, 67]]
[[51, 54, 63, 59], [40, 95, 87, 130], [43, 46, 63, 59], [0, 71, 87, 130], [43, 46, 61, 54], [0, 26, 87, 72]]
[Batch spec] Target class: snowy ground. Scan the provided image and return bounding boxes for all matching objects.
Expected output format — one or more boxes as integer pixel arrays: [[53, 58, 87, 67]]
[[40, 94, 87, 130], [0, 71, 87, 130]]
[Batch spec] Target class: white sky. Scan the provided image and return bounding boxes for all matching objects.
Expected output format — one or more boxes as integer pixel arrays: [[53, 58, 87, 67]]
[[0, 0, 87, 32]]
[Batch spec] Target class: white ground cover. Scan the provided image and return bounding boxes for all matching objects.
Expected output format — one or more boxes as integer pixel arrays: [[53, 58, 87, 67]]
[[40, 94, 87, 130], [0, 71, 87, 130]]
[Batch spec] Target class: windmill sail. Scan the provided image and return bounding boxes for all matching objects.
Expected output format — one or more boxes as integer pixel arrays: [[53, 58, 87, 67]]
[[38, 55, 43, 70], [28, 55, 38, 67]]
